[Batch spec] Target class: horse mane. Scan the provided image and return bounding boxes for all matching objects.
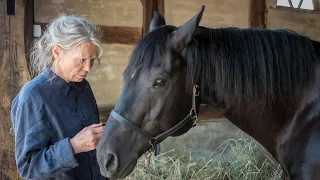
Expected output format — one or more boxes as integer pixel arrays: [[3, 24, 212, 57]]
[[126, 25, 318, 106], [188, 27, 319, 106]]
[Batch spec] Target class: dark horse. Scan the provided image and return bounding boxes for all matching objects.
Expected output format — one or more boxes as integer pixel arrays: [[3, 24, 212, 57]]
[[97, 6, 320, 180]]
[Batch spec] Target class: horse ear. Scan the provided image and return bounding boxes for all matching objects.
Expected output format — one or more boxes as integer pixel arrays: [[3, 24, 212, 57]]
[[172, 5, 205, 52], [149, 10, 166, 32]]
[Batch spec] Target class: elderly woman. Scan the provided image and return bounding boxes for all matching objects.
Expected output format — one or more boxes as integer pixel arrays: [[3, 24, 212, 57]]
[[11, 15, 107, 180]]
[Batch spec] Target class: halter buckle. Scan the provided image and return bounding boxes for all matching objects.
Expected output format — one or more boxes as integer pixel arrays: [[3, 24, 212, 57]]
[[190, 109, 198, 127]]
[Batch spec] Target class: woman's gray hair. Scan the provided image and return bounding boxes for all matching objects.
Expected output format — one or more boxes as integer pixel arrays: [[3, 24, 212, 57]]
[[30, 15, 103, 76]]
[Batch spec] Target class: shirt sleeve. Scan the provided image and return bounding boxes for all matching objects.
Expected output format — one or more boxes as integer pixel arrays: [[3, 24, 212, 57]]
[[12, 98, 79, 179]]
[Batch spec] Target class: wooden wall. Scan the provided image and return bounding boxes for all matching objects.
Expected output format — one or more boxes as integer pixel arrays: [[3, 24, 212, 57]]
[[0, 0, 32, 179], [266, 0, 320, 40]]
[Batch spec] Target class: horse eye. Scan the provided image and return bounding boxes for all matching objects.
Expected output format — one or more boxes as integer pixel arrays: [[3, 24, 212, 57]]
[[154, 78, 167, 87]]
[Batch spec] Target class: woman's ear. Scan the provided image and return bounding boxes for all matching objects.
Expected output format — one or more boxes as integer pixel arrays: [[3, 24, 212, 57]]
[[52, 45, 61, 60]]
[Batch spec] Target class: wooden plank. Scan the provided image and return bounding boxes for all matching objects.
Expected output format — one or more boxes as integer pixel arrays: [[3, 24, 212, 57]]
[[0, 0, 31, 179], [98, 105, 225, 123], [198, 105, 225, 120], [249, 0, 266, 28], [37, 23, 142, 45]]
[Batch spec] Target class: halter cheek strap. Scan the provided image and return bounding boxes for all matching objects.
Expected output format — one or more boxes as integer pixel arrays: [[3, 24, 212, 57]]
[[110, 85, 200, 155]]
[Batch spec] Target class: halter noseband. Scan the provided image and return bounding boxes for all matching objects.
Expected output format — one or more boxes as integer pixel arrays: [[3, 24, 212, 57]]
[[110, 85, 200, 155]]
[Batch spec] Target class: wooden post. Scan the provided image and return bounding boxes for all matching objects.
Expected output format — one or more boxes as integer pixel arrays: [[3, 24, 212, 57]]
[[0, 0, 32, 179], [249, 0, 266, 28], [157, 0, 165, 16], [140, 0, 164, 35], [314, 0, 319, 10], [24, 0, 34, 74]]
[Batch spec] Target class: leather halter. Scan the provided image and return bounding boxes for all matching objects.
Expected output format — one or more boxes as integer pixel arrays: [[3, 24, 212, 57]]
[[110, 85, 200, 155]]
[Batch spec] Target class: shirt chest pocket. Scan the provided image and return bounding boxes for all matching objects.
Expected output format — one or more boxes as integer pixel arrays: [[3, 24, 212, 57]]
[[48, 102, 86, 139]]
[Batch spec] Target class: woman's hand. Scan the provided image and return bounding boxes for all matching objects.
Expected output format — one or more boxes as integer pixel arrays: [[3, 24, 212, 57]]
[[69, 123, 104, 154]]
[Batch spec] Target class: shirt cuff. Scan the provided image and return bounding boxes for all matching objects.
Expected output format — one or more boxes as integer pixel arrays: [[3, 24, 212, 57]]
[[57, 138, 79, 168]]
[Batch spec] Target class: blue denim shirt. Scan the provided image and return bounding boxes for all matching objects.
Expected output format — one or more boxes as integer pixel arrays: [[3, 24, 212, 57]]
[[11, 68, 106, 180]]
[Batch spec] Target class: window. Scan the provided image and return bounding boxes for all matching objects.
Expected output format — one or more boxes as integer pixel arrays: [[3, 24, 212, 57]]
[[277, 0, 318, 10]]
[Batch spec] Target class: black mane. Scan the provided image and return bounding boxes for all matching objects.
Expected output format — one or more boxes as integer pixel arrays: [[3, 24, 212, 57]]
[[187, 28, 318, 106]]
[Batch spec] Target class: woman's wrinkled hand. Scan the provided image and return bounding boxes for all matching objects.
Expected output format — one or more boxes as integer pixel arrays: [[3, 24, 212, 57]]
[[69, 123, 104, 154]]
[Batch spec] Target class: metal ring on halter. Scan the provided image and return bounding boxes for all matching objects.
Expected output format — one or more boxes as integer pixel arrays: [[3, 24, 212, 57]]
[[149, 141, 155, 150], [190, 109, 198, 127], [194, 85, 200, 96]]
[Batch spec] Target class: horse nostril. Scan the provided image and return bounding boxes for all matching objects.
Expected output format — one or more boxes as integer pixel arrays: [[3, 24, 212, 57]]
[[105, 153, 117, 172]]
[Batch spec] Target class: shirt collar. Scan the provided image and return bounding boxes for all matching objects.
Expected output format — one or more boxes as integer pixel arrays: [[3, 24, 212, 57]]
[[41, 68, 87, 96]]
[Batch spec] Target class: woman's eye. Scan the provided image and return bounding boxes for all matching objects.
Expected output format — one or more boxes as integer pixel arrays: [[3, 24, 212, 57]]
[[154, 78, 167, 87], [78, 59, 85, 65]]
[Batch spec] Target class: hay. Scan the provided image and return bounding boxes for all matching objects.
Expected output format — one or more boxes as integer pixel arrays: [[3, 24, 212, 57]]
[[125, 138, 283, 180]]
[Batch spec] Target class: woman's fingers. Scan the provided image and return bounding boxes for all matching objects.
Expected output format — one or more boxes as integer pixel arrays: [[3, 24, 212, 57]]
[[92, 126, 104, 134], [70, 123, 105, 154], [88, 123, 103, 128]]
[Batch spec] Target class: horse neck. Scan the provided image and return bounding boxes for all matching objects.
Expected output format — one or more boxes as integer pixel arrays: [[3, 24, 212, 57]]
[[201, 91, 298, 157], [196, 36, 320, 158]]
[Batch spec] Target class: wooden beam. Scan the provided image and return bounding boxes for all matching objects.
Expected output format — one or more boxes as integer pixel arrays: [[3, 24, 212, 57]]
[[98, 105, 225, 123], [99, 26, 142, 44], [37, 23, 142, 45], [198, 105, 225, 120], [249, 0, 266, 28], [98, 105, 114, 122], [24, 0, 34, 76]]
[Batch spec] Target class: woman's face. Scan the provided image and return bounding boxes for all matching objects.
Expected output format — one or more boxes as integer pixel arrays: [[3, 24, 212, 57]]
[[52, 41, 99, 83]]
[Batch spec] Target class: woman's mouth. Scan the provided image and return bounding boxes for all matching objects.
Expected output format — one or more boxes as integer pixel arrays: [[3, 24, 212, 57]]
[[78, 74, 87, 78]]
